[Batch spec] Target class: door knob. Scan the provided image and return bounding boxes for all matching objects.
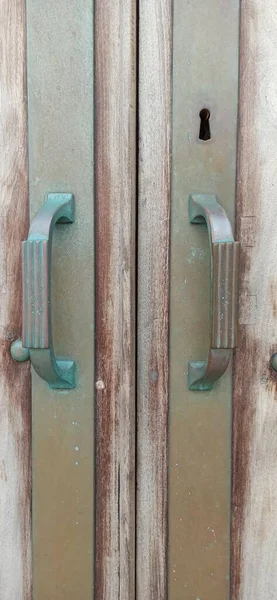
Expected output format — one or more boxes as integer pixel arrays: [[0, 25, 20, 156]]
[[11, 193, 76, 389], [188, 194, 240, 391]]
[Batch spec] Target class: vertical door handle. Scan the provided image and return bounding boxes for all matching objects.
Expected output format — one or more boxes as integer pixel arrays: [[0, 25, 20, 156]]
[[11, 193, 76, 389], [188, 194, 240, 391]]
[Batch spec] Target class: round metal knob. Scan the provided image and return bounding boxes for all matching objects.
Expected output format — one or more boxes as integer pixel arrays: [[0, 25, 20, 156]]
[[10, 339, 30, 362]]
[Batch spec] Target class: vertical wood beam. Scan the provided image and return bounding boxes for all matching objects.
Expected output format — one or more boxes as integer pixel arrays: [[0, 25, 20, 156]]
[[137, 1, 172, 598], [0, 0, 31, 597], [232, 1, 277, 598], [95, 2, 136, 599]]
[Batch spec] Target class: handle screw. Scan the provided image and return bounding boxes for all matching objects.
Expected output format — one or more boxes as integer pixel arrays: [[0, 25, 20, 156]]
[[271, 353, 277, 372]]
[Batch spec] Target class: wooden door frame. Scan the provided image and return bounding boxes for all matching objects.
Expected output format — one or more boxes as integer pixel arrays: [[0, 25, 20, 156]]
[[1, 1, 277, 599], [0, 0, 31, 597], [95, 1, 137, 599], [232, 2, 277, 598], [137, 1, 172, 598]]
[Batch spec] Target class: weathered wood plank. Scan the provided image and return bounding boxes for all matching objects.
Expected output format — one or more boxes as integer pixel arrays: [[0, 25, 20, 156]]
[[0, 0, 31, 598], [137, 1, 172, 598], [95, 2, 136, 599], [232, 1, 277, 598]]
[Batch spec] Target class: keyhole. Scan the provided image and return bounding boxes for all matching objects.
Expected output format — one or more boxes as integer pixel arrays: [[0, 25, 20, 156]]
[[199, 108, 211, 141]]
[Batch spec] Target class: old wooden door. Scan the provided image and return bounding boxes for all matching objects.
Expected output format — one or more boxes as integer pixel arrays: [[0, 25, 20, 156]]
[[0, 0, 276, 599]]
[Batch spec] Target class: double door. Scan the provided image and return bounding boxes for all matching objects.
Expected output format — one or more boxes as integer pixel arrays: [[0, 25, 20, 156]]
[[0, 1, 275, 599]]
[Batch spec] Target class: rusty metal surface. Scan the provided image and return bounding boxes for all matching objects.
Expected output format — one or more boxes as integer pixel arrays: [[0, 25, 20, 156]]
[[137, 1, 172, 599], [26, 0, 94, 597], [94, 1, 136, 599], [0, 0, 31, 597], [169, 0, 239, 597]]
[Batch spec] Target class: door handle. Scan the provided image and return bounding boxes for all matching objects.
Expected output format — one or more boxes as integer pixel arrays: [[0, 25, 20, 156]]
[[188, 194, 240, 391], [11, 193, 76, 389]]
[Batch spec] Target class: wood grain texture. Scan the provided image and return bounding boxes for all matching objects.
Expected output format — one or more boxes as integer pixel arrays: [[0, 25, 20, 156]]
[[0, 0, 31, 598], [95, 2, 136, 599], [232, 1, 277, 598], [137, 1, 172, 598]]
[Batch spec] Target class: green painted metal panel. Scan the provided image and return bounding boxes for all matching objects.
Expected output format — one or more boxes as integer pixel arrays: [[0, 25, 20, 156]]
[[26, 1, 95, 597], [169, 0, 240, 597]]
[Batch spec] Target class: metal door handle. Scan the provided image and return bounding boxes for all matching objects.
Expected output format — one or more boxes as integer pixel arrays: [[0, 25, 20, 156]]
[[11, 193, 76, 389], [188, 194, 240, 391]]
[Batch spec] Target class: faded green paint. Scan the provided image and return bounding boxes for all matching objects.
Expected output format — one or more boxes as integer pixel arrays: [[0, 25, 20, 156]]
[[26, 0, 95, 596], [169, 0, 240, 596]]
